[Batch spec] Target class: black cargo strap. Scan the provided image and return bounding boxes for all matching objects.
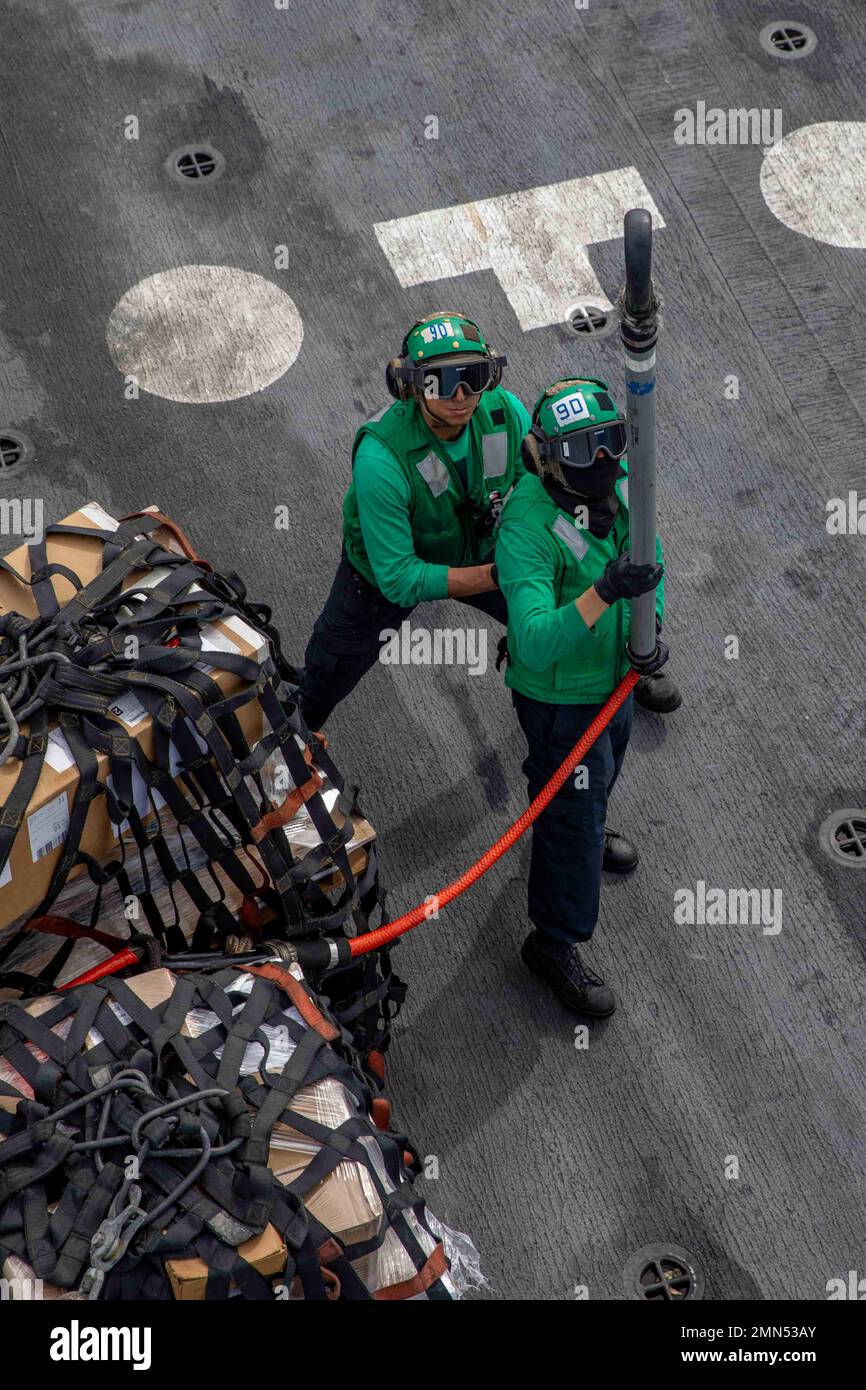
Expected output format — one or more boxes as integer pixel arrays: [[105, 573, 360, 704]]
[[0, 516, 382, 993], [0, 967, 450, 1300], [0, 510, 400, 1097]]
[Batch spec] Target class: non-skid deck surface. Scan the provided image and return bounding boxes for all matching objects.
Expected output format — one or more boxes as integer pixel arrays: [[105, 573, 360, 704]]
[[1, 0, 863, 1299]]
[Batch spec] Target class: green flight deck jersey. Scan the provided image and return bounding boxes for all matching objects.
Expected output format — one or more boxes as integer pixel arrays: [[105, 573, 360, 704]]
[[495, 465, 665, 704], [343, 388, 531, 607]]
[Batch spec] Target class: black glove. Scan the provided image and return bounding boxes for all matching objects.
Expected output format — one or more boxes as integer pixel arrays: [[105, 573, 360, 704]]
[[594, 553, 664, 606], [628, 637, 669, 675]]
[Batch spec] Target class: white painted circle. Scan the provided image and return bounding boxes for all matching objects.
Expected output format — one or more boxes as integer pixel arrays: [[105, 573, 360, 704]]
[[106, 265, 303, 403], [761, 122, 866, 248]]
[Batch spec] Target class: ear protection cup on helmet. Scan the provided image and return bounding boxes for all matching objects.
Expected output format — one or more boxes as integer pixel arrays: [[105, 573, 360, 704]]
[[488, 355, 504, 390], [520, 435, 540, 474], [386, 358, 412, 401]]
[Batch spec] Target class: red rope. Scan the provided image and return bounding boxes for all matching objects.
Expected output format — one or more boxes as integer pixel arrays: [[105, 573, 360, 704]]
[[58, 947, 142, 991], [349, 668, 640, 957]]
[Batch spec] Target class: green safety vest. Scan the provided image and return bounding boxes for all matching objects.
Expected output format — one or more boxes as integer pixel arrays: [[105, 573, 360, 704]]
[[502, 469, 654, 703], [343, 388, 525, 584]]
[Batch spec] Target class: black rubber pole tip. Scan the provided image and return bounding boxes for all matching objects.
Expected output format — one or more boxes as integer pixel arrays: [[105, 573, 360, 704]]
[[624, 208, 653, 317]]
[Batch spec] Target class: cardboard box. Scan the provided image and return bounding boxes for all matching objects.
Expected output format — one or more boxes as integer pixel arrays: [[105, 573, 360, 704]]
[[3, 1224, 289, 1304], [269, 1149, 382, 1248], [0, 968, 188, 1107], [1, 966, 385, 1293], [284, 788, 375, 891], [166, 1222, 287, 1300], [0, 797, 374, 993], [0, 503, 268, 932]]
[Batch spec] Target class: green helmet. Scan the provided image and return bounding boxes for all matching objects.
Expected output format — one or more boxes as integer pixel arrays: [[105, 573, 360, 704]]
[[525, 378, 628, 494], [386, 311, 506, 401], [404, 312, 489, 362]]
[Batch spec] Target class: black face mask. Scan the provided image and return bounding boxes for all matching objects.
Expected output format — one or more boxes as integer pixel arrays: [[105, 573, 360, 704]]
[[541, 459, 624, 537]]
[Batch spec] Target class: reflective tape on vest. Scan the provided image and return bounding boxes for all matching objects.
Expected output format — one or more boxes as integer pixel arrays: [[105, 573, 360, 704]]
[[482, 431, 508, 478], [618, 478, 629, 508], [416, 452, 451, 497], [366, 404, 391, 425], [552, 513, 589, 560]]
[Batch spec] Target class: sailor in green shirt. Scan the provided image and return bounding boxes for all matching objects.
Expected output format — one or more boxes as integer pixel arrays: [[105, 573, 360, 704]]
[[298, 311, 681, 731], [299, 311, 530, 728], [496, 378, 669, 1020]]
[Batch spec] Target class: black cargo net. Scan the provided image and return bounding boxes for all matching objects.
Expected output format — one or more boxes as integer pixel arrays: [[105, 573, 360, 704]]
[[0, 964, 450, 1300], [0, 511, 404, 1065]]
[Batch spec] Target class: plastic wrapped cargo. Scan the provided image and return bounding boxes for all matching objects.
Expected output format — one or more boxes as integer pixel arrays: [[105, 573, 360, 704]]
[[0, 965, 458, 1300], [0, 502, 405, 1069]]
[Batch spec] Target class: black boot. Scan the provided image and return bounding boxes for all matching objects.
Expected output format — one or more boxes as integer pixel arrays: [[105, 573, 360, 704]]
[[603, 827, 638, 873], [521, 932, 616, 1018], [634, 670, 682, 713]]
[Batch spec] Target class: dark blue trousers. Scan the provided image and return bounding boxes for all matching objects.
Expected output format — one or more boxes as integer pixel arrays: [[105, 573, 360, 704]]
[[299, 548, 508, 729], [512, 689, 634, 948]]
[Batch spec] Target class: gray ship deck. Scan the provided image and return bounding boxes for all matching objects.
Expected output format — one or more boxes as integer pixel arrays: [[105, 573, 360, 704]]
[[1, 0, 863, 1299]]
